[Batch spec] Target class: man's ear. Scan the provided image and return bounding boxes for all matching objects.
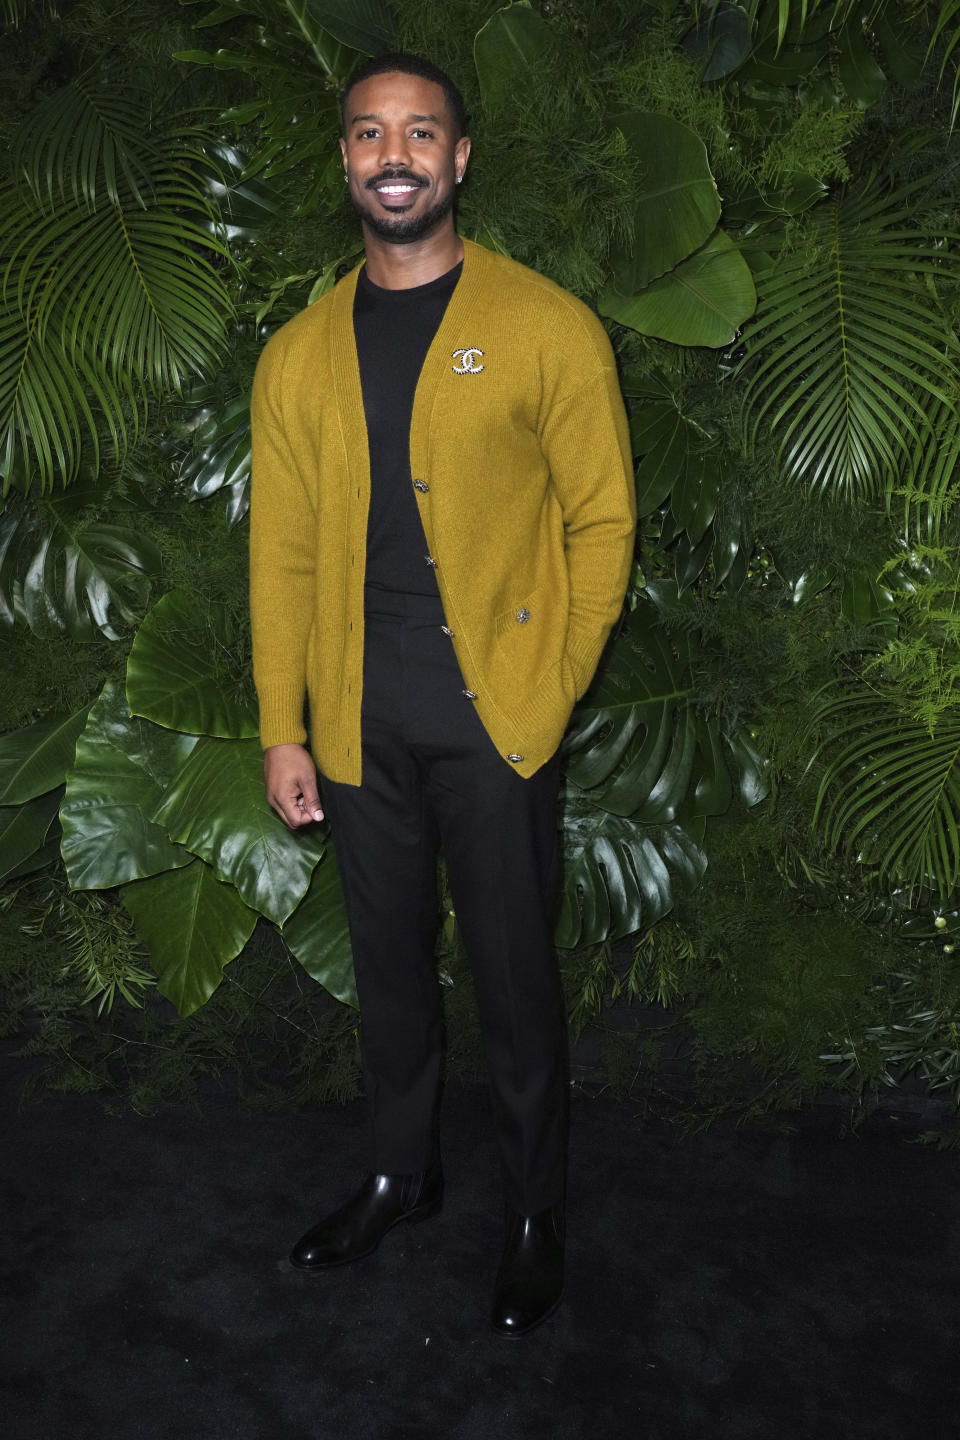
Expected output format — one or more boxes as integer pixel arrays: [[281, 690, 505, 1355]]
[[454, 134, 471, 182]]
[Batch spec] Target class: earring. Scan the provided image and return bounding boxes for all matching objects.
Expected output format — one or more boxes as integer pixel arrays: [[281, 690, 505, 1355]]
[[456, 175, 462, 184], [343, 173, 349, 183]]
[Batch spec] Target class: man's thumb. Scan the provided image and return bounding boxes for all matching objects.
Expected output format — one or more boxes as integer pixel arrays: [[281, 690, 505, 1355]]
[[301, 781, 324, 822]]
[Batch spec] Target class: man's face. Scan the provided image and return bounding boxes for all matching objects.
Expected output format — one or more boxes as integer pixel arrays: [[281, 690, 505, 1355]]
[[339, 71, 470, 245]]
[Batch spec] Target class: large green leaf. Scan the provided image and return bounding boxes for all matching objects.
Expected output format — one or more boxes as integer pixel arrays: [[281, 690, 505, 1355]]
[[121, 857, 257, 1016], [474, 1, 556, 115], [633, 411, 690, 516], [601, 229, 757, 349], [0, 789, 61, 883], [0, 487, 161, 638], [126, 589, 258, 739], [740, 178, 960, 502], [564, 608, 695, 801], [304, 0, 395, 54], [564, 603, 743, 824], [813, 694, 960, 899], [837, 14, 887, 108], [610, 114, 722, 292], [175, 379, 251, 525], [60, 682, 196, 889], [556, 787, 707, 948], [283, 848, 358, 1006], [201, 142, 283, 245], [0, 704, 91, 804], [627, 373, 745, 591], [151, 736, 326, 924], [839, 567, 898, 643], [682, 3, 754, 83]]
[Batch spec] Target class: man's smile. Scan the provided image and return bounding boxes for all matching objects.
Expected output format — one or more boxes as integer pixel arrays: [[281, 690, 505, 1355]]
[[364, 171, 429, 209], [375, 183, 421, 207]]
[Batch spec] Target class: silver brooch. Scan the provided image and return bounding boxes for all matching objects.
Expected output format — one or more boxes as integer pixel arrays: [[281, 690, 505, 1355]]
[[452, 347, 485, 374]]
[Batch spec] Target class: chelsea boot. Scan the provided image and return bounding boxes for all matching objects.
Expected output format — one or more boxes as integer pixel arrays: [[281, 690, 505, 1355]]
[[289, 1165, 443, 1270], [490, 1201, 565, 1335]]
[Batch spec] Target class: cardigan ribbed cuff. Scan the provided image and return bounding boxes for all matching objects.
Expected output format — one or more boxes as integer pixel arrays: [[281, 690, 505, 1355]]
[[565, 628, 606, 700], [257, 682, 308, 750]]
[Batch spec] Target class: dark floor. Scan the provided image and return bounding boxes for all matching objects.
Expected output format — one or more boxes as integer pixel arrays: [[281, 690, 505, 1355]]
[[2, 1048, 958, 1440]]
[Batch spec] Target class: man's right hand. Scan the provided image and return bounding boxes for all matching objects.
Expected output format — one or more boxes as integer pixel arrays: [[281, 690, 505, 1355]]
[[264, 743, 325, 828]]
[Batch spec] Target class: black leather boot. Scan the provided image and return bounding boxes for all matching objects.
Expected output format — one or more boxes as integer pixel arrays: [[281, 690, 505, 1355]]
[[490, 1202, 565, 1335], [289, 1165, 443, 1270]]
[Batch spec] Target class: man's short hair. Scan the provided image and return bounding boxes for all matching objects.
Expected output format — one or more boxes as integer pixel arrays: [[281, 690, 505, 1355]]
[[340, 52, 468, 139]]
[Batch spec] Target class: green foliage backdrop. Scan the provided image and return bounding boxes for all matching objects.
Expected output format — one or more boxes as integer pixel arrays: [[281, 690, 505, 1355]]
[[5, 0, 960, 1127]]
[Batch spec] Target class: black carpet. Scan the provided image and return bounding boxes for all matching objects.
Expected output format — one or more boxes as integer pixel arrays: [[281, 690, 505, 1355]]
[[2, 1054, 958, 1440]]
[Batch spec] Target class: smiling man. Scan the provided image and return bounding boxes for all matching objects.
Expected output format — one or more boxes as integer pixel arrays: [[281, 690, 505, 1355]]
[[249, 53, 635, 1336]]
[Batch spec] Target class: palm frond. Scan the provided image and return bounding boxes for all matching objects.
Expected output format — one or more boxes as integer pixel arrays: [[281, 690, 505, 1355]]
[[0, 293, 128, 493], [812, 692, 960, 899], [13, 81, 159, 211], [0, 85, 236, 489], [901, 396, 960, 542], [740, 178, 960, 503]]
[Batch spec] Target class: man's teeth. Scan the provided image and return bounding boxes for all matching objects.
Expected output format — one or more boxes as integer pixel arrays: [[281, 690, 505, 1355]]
[[378, 184, 418, 194]]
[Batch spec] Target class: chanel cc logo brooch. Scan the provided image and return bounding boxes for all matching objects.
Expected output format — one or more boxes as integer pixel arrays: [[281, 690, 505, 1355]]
[[452, 347, 485, 374]]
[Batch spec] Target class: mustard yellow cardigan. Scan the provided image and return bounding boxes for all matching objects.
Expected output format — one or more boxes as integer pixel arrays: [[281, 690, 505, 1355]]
[[249, 237, 636, 784]]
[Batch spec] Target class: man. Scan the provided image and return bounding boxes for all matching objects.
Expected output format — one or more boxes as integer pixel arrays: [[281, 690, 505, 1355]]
[[249, 52, 635, 1336]]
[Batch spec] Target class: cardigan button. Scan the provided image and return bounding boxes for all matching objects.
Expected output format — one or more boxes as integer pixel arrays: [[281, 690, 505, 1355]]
[[507, 753, 524, 763], [462, 689, 477, 700], [516, 607, 531, 624], [413, 478, 429, 493], [424, 555, 438, 567]]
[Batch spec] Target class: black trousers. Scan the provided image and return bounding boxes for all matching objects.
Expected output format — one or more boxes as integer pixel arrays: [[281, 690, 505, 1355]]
[[321, 588, 567, 1215]]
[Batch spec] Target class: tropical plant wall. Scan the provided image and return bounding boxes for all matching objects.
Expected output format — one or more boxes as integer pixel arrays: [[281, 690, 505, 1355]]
[[5, 0, 960, 1124]]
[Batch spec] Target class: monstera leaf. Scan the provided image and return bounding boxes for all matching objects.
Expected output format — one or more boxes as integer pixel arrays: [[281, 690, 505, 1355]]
[[0, 704, 92, 804], [563, 608, 695, 806], [122, 857, 258, 1017], [60, 682, 196, 889], [126, 589, 258, 739], [556, 787, 708, 949], [283, 847, 358, 1006], [175, 381, 251, 525], [626, 373, 747, 591], [0, 488, 161, 638], [151, 736, 326, 924]]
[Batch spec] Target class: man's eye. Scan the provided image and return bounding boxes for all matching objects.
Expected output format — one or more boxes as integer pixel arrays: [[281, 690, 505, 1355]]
[[359, 128, 379, 139], [411, 129, 433, 139]]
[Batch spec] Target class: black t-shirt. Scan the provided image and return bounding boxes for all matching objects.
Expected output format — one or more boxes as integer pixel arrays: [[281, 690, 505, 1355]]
[[353, 259, 462, 596]]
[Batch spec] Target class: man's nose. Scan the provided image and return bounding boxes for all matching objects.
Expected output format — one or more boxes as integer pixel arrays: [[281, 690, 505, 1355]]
[[377, 128, 412, 168]]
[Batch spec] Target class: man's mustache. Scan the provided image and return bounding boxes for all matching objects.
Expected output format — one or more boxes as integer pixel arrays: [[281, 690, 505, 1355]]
[[365, 169, 429, 190]]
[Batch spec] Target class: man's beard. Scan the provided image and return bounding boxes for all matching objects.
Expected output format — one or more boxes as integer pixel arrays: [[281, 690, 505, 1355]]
[[351, 177, 454, 245]]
